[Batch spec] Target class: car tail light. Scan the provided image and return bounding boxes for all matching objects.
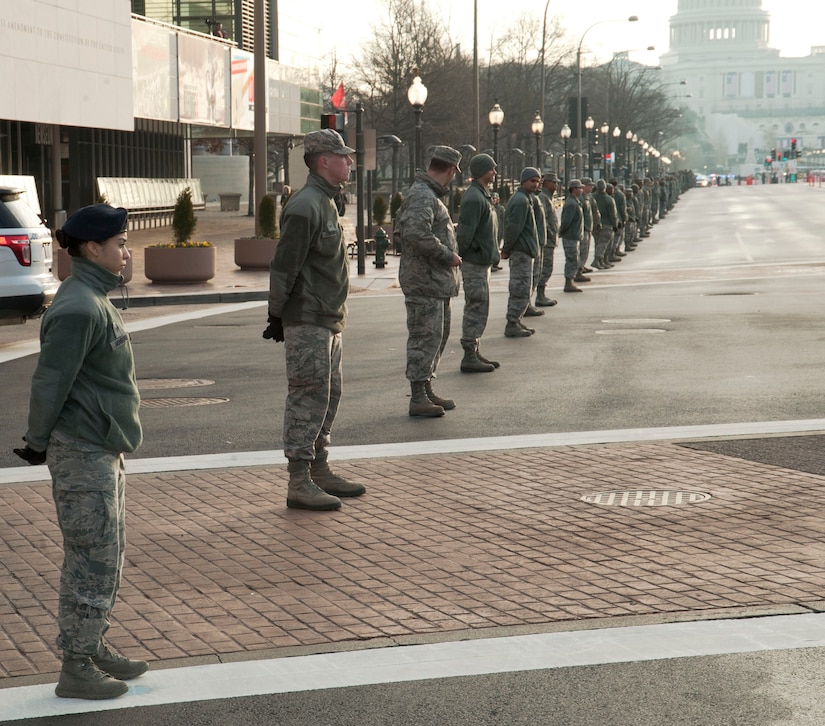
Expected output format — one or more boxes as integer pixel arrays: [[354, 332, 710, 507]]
[[0, 235, 32, 266]]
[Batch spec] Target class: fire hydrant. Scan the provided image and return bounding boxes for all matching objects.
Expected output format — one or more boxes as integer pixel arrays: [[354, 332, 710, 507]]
[[373, 227, 389, 269]]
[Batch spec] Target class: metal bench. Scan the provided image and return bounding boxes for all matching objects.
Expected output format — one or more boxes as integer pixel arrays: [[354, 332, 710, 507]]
[[96, 177, 206, 230]]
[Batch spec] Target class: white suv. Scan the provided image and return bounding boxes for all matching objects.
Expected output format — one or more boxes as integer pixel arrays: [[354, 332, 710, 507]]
[[0, 186, 59, 325]]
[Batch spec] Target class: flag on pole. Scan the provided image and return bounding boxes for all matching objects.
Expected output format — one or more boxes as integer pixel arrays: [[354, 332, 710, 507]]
[[331, 82, 345, 110]]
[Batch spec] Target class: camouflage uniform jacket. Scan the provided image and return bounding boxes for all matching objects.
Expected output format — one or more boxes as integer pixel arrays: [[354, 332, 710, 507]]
[[502, 188, 539, 258], [25, 257, 142, 454], [593, 190, 618, 229], [269, 172, 349, 333], [455, 180, 499, 266], [396, 171, 460, 298]]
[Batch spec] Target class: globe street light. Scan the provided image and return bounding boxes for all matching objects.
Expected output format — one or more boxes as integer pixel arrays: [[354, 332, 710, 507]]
[[488, 101, 505, 191], [531, 111, 545, 167], [407, 71, 428, 177], [612, 125, 621, 176], [560, 123, 572, 193], [576, 16, 638, 165]]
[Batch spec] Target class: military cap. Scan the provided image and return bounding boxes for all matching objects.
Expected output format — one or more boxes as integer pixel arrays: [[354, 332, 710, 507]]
[[542, 171, 559, 182], [606, 183, 614, 192], [429, 145, 462, 171], [469, 153, 496, 178], [303, 129, 355, 155], [596, 179, 606, 191], [631, 183, 640, 192], [580, 177, 594, 186], [520, 167, 541, 183], [568, 179, 583, 190], [57, 204, 128, 247]]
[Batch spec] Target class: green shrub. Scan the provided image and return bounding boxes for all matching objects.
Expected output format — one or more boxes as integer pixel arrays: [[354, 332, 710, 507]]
[[258, 195, 278, 238], [171, 187, 197, 246]]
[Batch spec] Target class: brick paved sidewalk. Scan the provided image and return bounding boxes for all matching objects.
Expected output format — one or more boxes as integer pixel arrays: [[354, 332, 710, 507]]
[[3, 440, 825, 682]]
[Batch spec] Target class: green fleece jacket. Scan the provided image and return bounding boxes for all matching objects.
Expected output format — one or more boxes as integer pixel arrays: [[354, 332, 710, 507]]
[[26, 257, 142, 454], [268, 172, 349, 333], [455, 180, 499, 266]]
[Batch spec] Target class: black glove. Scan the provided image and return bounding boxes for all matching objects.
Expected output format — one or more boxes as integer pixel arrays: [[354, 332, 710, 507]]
[[262, 316, 284, 342], [14, 440, 47, 466]]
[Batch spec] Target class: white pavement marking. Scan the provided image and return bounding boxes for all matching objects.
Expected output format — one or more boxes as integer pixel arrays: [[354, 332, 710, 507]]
[[4, 612, 825, 720], [3, 418, 825, 485], [735, 231, 755, 262]]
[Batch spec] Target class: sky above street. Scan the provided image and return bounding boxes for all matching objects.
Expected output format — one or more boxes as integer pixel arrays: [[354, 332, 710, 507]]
[[281, 0, 825, 69]]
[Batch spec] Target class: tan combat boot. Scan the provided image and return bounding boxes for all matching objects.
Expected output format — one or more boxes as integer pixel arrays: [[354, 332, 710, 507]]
[[311, 450, 366, 497], [424, 379, 455, 410], [93, 643, 148, 680], [55, 657, 129, 700], [286, 460, 342, 510], [460, 341, 495, 373], [409, 381, 445, 417]]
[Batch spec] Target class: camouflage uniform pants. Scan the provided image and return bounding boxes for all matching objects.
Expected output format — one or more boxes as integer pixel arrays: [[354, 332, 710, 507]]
[[625, 220, 637, 247], [562, 238, 580, 279], [594, 226, 613, 261], [405, 295, 451, 382], [530, 245, 544, 294], [506, 250, 533, 322], [461, 262, 491, 344], [283, 324, 342, 461], [537, 238, 556, 287], [49, 436, 126, 658], [579, 231, 592, 268]]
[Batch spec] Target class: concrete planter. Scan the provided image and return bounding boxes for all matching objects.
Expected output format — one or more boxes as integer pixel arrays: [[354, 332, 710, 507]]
[[234, 237, 278, 270], [55, 247, 133, 283], [144, 245, 216, 284]]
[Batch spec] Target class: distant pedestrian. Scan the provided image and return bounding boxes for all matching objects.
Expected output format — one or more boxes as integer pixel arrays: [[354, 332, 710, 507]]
[[16, 204, 148, 700], [265, 129, 366, 511], [456, 153, 500, 373], [491, 192, 505, 271], [502, 167, 541, 337], [396, 145, 463, 416]]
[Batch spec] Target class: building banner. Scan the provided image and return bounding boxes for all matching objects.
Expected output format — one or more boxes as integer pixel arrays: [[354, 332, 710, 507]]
[[178, 33, 229, 126], [132, 20, 176, 122]]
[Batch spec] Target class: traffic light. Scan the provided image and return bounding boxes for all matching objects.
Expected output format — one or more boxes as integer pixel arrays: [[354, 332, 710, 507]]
[[791, 138, 797, 157], [771, 148, 776, 162]]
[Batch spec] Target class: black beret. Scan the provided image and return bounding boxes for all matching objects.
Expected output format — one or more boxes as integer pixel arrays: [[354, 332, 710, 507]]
[[57, 204, 128, 248]]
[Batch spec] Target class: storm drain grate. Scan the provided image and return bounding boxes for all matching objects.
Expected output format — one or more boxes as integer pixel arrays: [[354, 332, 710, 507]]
[[140, 397, 229, 408], [138, 378, 215, 390], [581, 489, 712, 507]]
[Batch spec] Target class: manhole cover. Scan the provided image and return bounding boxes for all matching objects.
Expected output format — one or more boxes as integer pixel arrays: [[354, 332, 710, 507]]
[[594, 329, 667, 335], [581, 489, 712, 507], [138, 378, 215, 390], [140, 397, 229, 408]]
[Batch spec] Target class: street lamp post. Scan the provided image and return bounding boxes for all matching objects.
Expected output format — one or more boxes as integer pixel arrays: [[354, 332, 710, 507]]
[[625, 129, 633, 183], [488, 101, 504, 191], [407, 71, 428, 179], [531, 111, 545, 167], [560, 123, 572, 193], [576, 16, 638, 166], [600, 121, 609, 176], [612, 125, 621, 177], [585, 116, 595, 176]]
